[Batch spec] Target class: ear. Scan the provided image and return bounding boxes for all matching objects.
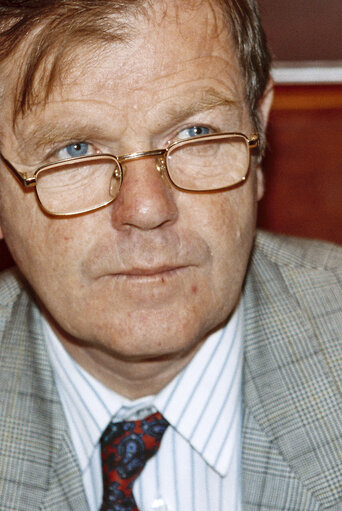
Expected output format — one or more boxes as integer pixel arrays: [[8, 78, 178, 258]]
[[256, 78, 274, 201], [259, 77, 274, 131]]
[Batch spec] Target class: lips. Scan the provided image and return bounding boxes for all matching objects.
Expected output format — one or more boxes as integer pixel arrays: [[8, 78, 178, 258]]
[[115, 265, 186, 277]]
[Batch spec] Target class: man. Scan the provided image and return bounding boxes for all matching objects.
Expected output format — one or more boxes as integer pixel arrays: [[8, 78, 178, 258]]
[[0, 0, 341, 510]]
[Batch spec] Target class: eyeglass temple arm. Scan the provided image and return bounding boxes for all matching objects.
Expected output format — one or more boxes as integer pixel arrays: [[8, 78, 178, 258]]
[[0, 153, 36, 188]]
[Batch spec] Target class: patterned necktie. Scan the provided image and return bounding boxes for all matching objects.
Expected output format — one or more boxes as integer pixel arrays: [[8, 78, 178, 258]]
[[100, 411, 169, 511]]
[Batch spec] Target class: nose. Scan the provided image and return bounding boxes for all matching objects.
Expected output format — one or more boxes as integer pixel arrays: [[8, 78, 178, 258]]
[[110, 157, 178, 231]]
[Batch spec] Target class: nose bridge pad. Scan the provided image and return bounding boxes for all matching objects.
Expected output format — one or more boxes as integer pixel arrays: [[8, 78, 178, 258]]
[[156, 156, 172, 189], [109, 161, 122, 198]]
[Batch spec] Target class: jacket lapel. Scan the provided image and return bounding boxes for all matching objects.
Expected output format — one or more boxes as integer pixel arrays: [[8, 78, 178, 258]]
[[0, 272, 89, 511], [39, 432, 89, 511], [242, 233, 342, 509]]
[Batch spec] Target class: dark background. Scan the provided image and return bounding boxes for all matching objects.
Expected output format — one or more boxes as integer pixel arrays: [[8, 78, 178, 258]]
[[258, 0, 342, 61]]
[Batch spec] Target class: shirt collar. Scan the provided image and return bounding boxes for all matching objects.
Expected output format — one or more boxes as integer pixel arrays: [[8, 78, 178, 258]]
[[43, 300, 243, 477], [156, 301, 243, 475]]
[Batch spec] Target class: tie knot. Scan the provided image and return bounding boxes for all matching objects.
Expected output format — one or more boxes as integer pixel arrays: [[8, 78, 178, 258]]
[[101, 412, 169, 511]]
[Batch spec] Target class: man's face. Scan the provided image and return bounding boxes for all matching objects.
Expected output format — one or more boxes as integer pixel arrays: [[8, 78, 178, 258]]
[[0, 1, 267, 370]]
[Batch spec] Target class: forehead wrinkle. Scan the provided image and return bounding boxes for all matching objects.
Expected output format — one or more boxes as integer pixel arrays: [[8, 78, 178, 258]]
[[12, 96, 124, 148], [147, 87, 244, 131], [11, 90, 244, 158]]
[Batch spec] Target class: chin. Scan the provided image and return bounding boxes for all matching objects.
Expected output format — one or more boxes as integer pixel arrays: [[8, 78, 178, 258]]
[[81, 304, 226, 362]]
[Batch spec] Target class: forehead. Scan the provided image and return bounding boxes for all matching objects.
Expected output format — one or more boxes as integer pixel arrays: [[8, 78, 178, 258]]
[[60, 3, 238, 97], [0, 0, 244, 141]]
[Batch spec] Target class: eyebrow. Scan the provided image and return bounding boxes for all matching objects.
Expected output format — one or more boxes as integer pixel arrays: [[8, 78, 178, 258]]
[[158, 88, 243, 129], [17, 87, 243, 152], [24, 122, 108, 151]]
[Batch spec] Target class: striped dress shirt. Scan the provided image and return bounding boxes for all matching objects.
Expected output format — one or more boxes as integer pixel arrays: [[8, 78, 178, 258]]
[[43, 301, 243, 511]]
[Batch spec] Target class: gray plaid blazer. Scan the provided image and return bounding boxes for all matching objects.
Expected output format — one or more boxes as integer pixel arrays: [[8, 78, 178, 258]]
[[1, 231, 342, 510]]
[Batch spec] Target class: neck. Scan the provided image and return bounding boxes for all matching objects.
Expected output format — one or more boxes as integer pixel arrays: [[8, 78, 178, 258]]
[[59, 338, 204, 399], [42, 308, 207, 399]]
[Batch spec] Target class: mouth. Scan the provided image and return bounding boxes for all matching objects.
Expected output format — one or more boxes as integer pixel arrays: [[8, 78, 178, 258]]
[[114, 265, 188, 279]]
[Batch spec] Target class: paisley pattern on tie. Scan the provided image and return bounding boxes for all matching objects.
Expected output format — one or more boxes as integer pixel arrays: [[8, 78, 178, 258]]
[[101, 412, 169, 511]]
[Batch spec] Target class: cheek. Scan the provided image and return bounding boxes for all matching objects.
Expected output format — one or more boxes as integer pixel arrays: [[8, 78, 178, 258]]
[[0, 174, 80, 291], [0, 177, 38, 268], [195, 181, 257, 259], [178, 177, 258, 319]]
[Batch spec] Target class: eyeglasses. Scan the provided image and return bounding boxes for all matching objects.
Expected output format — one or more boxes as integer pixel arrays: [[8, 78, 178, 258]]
[[1, 132, 258, 216]]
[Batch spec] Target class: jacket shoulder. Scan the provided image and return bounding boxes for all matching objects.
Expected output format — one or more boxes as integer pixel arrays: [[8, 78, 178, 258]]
[[243, 232, 342, 509], [254, 230, 342, 271], [0, 269, 89, 510], [0, 267, 30, 305], [0, 268, 32, 336]]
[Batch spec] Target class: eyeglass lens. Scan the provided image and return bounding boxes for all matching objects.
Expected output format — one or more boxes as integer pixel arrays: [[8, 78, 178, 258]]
[[35, 135, 249, 215], [166, 135, 249, 191], [36, 156, 121, 215]]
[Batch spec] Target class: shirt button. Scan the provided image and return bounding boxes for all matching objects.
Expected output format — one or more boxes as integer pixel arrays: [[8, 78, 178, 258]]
[[151, 497, 169, 510]]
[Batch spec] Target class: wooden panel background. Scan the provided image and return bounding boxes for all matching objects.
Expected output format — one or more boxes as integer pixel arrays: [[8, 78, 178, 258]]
[[258, 84, 342, 245]]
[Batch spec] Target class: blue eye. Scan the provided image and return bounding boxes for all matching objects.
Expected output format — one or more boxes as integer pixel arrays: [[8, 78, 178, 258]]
[[177, 126, 211, 140], [57, 142, 90, 160]]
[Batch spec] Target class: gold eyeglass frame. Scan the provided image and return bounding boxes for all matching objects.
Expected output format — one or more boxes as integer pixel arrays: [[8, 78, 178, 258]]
[[0, 132, 259, 216]]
